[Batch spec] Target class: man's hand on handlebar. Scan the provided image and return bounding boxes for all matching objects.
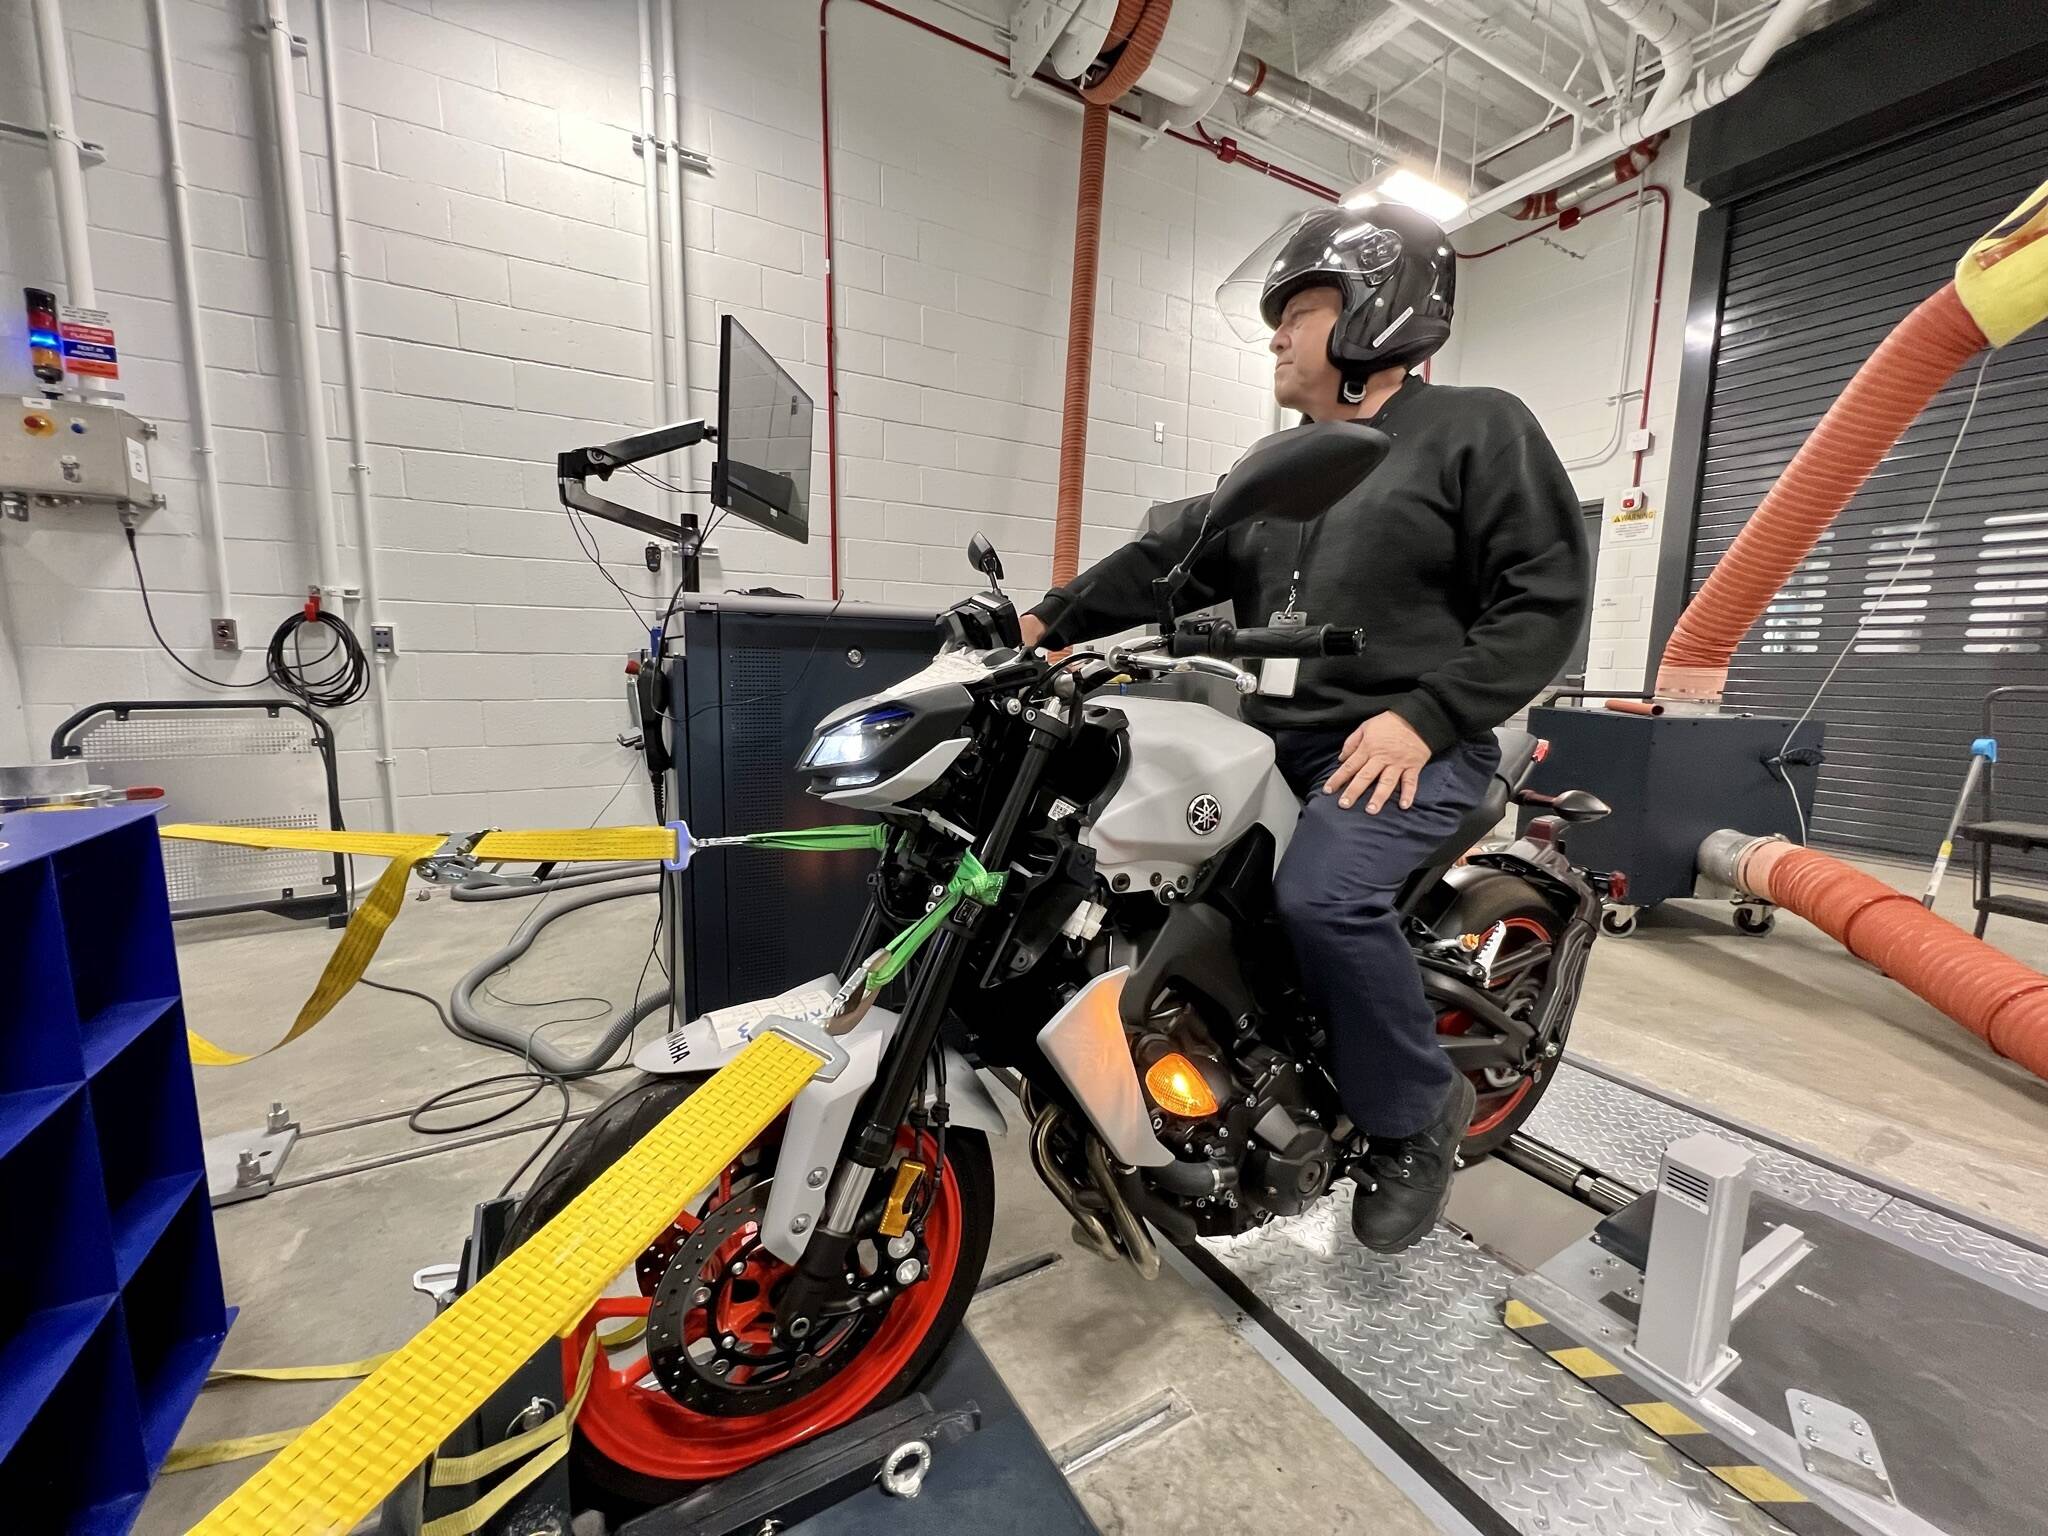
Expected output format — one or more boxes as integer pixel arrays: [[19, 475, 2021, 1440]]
[[1020, 612, 1047, 649], [1325, 712, 1431, 814]]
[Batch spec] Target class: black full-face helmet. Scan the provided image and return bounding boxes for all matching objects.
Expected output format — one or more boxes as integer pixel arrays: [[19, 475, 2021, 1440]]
[[1218, 201, 1456, 403]]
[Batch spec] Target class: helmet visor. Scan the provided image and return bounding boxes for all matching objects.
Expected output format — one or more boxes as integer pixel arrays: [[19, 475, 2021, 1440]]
[[1216, 209, 1404, 341]]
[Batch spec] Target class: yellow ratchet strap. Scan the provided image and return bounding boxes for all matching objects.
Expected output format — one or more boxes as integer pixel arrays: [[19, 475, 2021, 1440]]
[[206, 1351, 396, 1386], [469, 826, 679, 863], [190, 1031, 827, 1536], [159, 825, 448, 1066]]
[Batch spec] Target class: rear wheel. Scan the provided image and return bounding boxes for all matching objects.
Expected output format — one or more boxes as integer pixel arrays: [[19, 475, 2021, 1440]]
[[1431, 879, 1568, 1157], [501, 1073, 994, 1513]]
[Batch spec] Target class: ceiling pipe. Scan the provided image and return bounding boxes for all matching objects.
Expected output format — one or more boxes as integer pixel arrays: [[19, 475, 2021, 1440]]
[[1452, 0, 1809, 227], [1508, 130, 1662, 218], [1227, 53, 1469, 186], [259, 0, 344, 599], [1238, 5, 1414, 137]]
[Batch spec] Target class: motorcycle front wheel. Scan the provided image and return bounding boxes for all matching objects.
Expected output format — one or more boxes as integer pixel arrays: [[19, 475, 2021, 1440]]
[[500, 1072, 994, 1514]]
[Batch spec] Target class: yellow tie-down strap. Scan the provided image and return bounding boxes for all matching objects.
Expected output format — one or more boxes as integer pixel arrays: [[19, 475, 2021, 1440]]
[[191, 1029, 827, 1535], [160, 825, 448, 1066], [469, 825, 678, 863]]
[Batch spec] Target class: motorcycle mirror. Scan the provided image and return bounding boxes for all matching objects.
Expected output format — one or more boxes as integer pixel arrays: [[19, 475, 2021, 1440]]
[[1550, 788, 1611, 823], [1209, 422, 1393, 530], [966, 532, 1004, 587]]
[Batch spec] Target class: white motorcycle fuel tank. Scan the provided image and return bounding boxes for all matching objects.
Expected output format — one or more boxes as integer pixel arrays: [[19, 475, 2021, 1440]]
[[1081, 694, 1299, 892]]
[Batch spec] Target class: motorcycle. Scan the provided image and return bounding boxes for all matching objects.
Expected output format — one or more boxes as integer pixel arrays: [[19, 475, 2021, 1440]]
[[503, 422, 1618, 1508]]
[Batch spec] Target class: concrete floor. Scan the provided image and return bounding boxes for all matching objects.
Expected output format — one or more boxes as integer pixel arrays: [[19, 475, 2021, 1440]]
[[137, 855, 2048, 1533]]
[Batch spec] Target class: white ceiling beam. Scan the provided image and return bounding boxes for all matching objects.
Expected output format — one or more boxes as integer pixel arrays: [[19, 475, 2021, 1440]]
[[1385, 0, 1591, 119]]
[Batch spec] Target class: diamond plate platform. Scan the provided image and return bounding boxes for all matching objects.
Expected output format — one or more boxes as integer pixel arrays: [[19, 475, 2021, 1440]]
[[1199, 1059, 2048, 1536]]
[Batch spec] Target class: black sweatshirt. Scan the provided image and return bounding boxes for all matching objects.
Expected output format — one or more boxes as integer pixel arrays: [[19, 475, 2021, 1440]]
[[1028, 376, 1590, 752]]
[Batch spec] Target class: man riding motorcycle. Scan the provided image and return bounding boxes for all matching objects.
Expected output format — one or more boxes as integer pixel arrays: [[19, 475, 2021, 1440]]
[[1020, 201, 1590, 1251]]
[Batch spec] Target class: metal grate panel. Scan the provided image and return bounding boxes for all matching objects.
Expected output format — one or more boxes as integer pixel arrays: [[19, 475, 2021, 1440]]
[[60, 704, 339, 918]]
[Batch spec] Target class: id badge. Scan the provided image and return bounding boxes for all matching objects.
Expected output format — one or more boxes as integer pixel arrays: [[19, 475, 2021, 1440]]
[[1257, 609, 1305, 697]]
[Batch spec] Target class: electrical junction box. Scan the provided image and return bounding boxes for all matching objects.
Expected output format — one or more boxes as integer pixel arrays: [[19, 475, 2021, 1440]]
[[1, 397, 158, 517]]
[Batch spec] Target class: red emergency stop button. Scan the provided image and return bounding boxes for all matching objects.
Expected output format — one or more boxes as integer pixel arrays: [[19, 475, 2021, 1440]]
[[23, 412, 54, 436]]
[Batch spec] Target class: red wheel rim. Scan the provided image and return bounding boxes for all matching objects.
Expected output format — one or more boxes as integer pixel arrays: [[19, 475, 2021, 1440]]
[[1437, 916, 1552, 1137], [567, 1132, 963, 1483]]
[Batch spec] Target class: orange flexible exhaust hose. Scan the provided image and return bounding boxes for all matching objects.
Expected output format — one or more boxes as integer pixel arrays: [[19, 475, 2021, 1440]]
[[1656, 284, 1987, 701], [1051, 0, 1172, 588], [1711, 837, 2048, 1081]]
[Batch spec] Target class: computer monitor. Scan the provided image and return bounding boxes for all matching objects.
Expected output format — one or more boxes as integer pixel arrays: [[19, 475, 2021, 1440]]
[[713, 315, 812, 544]]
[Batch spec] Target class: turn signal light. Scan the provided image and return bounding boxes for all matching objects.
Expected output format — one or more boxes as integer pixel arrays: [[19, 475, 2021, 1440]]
[[1144, 1052, 1220, 1119]]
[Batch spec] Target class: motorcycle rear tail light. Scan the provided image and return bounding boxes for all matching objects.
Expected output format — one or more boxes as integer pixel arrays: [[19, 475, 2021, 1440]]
[[1524, 815, 1561, 848], [1607, 869, 1630, 902], [1143, 1052, 1220, 1119]]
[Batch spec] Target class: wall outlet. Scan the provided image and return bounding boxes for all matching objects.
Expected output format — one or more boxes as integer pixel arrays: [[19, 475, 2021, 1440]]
[[370, 623, 398, 656], [210, 617, 239, 652], [1153, 421, 1165, 443]]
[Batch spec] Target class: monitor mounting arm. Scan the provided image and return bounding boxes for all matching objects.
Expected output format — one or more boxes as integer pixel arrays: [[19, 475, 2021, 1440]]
[[556, 418, 715, 548]]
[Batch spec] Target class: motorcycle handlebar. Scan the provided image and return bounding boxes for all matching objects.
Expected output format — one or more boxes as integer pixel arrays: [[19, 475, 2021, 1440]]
[[1167, 622, 1363, 660]]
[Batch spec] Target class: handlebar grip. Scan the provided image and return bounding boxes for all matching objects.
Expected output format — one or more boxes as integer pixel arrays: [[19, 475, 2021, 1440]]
[[1225, 623, 1363, 659]]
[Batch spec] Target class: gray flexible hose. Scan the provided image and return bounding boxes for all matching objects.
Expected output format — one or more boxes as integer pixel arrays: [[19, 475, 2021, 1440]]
[[449, 862, 656, 901], [449, 879, 672, 1077]]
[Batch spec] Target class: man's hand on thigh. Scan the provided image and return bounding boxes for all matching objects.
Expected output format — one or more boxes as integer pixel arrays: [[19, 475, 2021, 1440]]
[[1324, 712, 1431, 813]]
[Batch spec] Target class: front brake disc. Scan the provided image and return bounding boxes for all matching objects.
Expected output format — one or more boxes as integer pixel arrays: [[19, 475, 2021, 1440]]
[[644, 1185, 887, 1416]]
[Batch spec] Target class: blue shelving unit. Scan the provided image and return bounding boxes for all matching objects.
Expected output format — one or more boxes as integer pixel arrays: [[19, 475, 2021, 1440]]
[[0, 805, 228, 1532]]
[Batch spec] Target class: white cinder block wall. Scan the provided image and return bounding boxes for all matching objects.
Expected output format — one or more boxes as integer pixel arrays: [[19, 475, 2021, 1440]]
[[1436, 132, 1706, 694], [0, 0, 1323, 828]]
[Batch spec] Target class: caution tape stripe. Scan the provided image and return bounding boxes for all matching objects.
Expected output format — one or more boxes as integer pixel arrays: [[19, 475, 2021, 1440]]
[[1505, 1302, 1853, 1536], [191, 1032, 825, 1535]]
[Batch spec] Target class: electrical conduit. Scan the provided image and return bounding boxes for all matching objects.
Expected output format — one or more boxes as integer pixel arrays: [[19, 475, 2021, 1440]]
[[636, 0, 672, 524], [261, 0, 344, 599], [148, 0, 235, 638], [313, 0, 401, 832], [1671, 179, 2048, 1081]]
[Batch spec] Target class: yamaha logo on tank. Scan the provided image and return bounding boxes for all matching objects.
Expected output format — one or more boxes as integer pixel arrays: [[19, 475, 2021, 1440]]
[[1186, 794, 1222, 835]]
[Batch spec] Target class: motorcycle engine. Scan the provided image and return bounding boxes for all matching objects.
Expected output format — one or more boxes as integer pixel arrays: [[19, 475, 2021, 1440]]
[[1130, 996, 1337, 1235]]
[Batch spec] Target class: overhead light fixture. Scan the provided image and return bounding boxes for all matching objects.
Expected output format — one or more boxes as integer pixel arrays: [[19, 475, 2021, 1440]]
[[1342, 167, 1469, 225]]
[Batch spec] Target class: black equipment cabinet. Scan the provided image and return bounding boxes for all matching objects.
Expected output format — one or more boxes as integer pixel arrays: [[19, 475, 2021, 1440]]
[[1520, 707, 1821, 909], [665, 594, 940, 1019]]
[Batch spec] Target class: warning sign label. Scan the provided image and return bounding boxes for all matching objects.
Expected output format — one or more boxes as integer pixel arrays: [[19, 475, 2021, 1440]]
[[58, 304, 119, 380]]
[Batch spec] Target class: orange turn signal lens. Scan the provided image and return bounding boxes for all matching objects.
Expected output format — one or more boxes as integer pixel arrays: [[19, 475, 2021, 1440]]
[[1144, 1052, 1220, 1119]]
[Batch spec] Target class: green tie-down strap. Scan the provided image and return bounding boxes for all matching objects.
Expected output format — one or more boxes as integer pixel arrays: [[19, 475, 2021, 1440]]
[[721, 824, 892, 853], [865, 850, 1008, 991]]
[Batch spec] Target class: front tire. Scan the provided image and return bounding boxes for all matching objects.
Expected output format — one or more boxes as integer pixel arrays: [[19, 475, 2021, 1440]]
[[501, 1073, 994, 1513]]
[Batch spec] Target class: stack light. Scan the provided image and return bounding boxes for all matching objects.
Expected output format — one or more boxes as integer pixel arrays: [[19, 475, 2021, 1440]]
[[25, 287, 64, 388]]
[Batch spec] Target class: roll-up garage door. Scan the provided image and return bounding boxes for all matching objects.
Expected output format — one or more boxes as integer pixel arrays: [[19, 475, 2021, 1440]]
[[1691, 86, 2048, 860]]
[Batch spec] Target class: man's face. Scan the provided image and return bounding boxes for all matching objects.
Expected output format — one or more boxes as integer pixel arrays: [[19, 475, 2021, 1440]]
[[1270, 285, 1343, 415]]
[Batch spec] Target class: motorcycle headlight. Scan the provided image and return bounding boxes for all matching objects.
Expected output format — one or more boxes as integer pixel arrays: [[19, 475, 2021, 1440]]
[[800, 705, 913, 770]]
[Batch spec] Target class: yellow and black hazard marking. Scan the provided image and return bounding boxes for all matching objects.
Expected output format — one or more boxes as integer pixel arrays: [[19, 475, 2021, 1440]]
[[1504, 1300, 1854, 1536]]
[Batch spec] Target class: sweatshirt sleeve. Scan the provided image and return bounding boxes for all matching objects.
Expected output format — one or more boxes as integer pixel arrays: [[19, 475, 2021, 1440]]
[[1385, 422, 1590, 752], [1026, 493, 1230, 647]]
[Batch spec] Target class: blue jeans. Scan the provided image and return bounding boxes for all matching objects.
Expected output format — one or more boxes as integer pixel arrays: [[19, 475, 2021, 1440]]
[[1269, 729, 1500, 1138]]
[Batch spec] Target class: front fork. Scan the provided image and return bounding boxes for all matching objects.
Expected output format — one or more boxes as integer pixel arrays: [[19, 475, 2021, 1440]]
[[776, 709, 1064, 1339]]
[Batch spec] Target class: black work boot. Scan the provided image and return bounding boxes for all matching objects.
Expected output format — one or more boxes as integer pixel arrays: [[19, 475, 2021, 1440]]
[[1349, 1074, 1476, 1253]]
